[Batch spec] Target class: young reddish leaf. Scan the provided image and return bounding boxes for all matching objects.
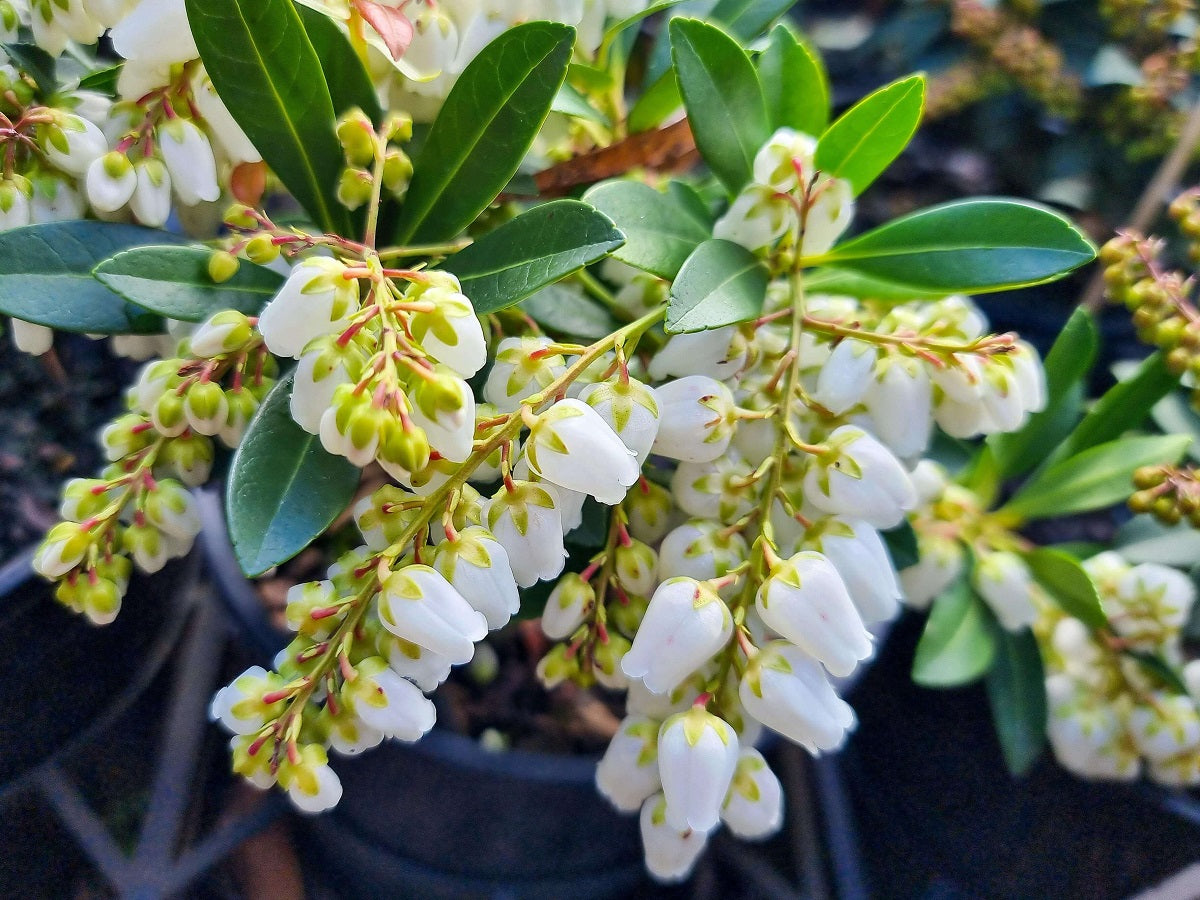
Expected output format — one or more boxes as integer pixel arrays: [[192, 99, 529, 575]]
[[353, 0, 413, 61]]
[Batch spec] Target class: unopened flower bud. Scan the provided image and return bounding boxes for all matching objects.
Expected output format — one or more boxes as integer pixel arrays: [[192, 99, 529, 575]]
[[622, 577, 732, 695], [542, 571, 593, 640]]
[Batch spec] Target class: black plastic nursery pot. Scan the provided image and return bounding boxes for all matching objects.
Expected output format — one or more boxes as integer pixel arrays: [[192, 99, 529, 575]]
[[197, 489, 646, 900], [0, 544, 197, 801]]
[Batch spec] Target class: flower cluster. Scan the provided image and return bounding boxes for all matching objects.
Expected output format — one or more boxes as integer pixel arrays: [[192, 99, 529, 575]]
[[31, 309, 275, 622], [1038, 551, 1200, 785]]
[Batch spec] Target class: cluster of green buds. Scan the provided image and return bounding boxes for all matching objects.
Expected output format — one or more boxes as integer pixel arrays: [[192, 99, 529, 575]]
[[32, 309, 276, 623], [948, 0, 1082, 120], [1098, 45, 1200, 160], [1101, 222, 1200, 405], [335, 108, 414, 213], [1131, 464, 1200, 526]]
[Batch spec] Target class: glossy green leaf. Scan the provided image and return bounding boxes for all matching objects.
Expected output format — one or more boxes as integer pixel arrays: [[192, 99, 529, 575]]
[[392, 22, 574, 243], [814, 75, 924, 195], [297, 5, 384, 123], [987, 308, 1097, 479], [0, 222, 184, 334], [670, 18, 769, 194], [758, 25, 828, 135], [78, 64, 122, 97], [802, 266, 947, 301], [2, 43, 56, 98], [1055, 352, 1178, 464], [94, 246, 285, 322], [1003, 434, 1191, 521], [1024, 548, 1106, 629], [628, 68, 682, 134], [1115, 515, 1200, 567], [912, 578, 998, 688], [667, 180, 714, 228], [442, 200, 624, 315], [666, 239, 768, 333], [520, 284, 619, 340], [226, 372, 361, 577], [710, 0, 798, 37], [986, 629, 1047, 777], [186, 0, 350, 234], [583, 180, 710, 279], [815, 199, 1098, 293]]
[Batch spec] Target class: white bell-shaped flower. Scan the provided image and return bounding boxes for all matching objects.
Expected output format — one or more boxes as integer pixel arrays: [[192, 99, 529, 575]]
[[863, 355, 933, 460], [579, 377, 661, 465], [658, 707, 740, 833], [657, 520, 749, 595], [1128, 693, 1200, 763], [651, 375, 736, 463], [281, 746, 343, 814], [803, 426, 916, 529], [110, 0, 197, 65], [639, 793, 709, 884], [527, 398, 639, 504], [739, 641, 856, 754], [86, 151, 137, 212], [209, 665, 277, 735], [44, 114, 107, 176], [258, 258, 360, 359], [614, 540, 658, 597], [11, 319, 52, 355], [899, 533, 965, 610], [973, 550, 1038, 632], [378, 565, 488, 665], [482, 336, 566, 412], [757, 551, 873, 678], [813, 338, 877, 415], [621, 577, 733, 694], [409, 368, 476, 463], [432, 526, 520, 630], [327, 715, 384, 757], [541, 571, 593, 640], [348, 660, 437, 742], [381, 635, 454, 693], [291, 342, 356, 435], [1115, 562, 1196, 637], [596, 716, 663, 813], [482, 481, 567, 587], [648, 326, 749, 383], [713, 183, 790, 252], [157, 117, 220, 204], [129, 158, 172, 227], [192, 73, 262, 164], [671, 451, 756, 522], [409, 279, 487, 377], [721, 748, 784, 840], [809, 518, 903, 625]]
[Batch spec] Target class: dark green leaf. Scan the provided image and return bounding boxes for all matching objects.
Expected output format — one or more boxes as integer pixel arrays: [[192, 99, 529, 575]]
[[297, 5, 384, 124], [667, 180, 714, 228], [912, 578, 998, 688], [816, 199, 1097, 293], [882, 520, 919, 570], [666, 239, 768, 333], [758, 25, 828, 135], [442, 199, 624, 315], [1003, 434, 1191, 521], [0, 222, 184, 333], [392, 22, 574, 243], [583, 180, 710, 279], [987, 308, 1097, 479], [802, 266, 948, 301], [520, 283, 619, 340], [670, 18, 769, 194], [78, 64, 122, 96], [1024, 548, 1107, 629], [628, 68, 682, 133], [226, 372, 361, 577], [186, 0, 350, 234], [986, 629, 1047, 777], [1114, 515, 1200, 567], [93, 246, 284, 322], [710, 0, 798, 37], [814, 75, 924, 195], [2, 43, 57, 98], [1057, 352, 1178, 463]]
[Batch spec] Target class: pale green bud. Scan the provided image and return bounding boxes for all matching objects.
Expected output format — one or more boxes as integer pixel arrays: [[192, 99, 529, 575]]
[[244, 234, 279, 265], [337, 167, 373, 210], [336, 108, 377, 167], [207, 250, 240, 283]]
